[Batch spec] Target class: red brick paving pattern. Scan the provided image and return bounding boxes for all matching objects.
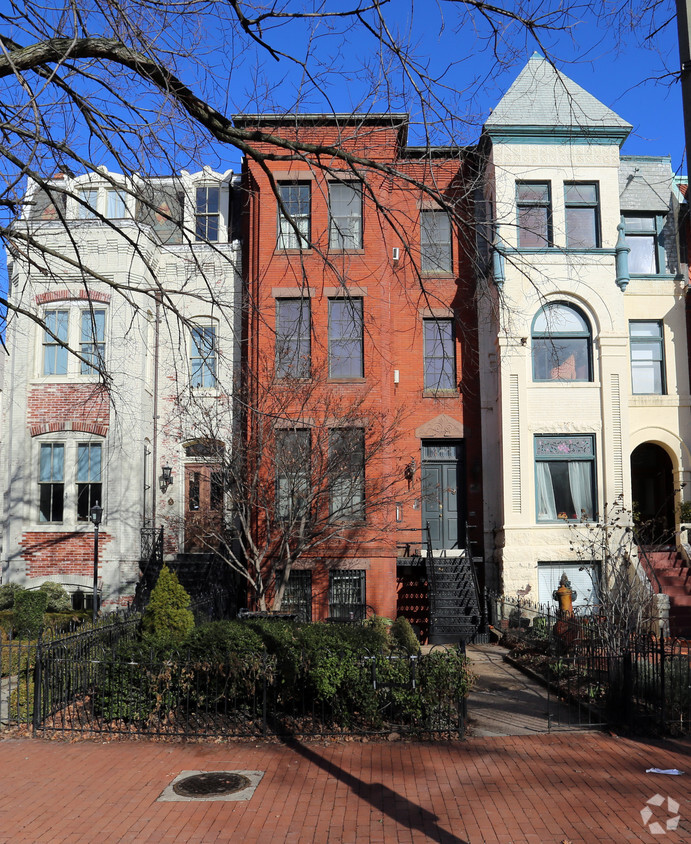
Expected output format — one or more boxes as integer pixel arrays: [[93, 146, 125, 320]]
[[0, 732, 689, 843]]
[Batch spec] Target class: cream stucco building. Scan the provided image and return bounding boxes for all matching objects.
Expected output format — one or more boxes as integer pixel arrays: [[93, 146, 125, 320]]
[[479, 55, 689, 619]]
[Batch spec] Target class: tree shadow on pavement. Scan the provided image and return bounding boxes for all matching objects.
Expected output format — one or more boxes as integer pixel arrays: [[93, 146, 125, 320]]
[[279, 736, 469, 844]]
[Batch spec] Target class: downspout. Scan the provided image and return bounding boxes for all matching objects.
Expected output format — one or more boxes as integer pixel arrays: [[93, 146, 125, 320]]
[[152, 294, 161, 527]]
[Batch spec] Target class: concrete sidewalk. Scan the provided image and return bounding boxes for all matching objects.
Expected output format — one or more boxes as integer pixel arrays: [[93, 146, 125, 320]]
[[465, 643, 589, 737], [0, 730, 689, 843]]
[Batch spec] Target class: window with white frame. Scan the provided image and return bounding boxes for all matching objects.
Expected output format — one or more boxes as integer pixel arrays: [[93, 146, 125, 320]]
[[535, 435, 595, 523], [277, 183, 310, 249], [329, 182, 362, 249], [537, 562, 599, 610], [77, 188, 99, 219], [623, 214, 667, 274], [195, 186, 220, 242], [630, 321, 665, 395], [43, 310, 69, 375], [39, 439, 105, 524], [77, 443, 102, 521], [80, 309, 106, 374], [106, 188, 128, 219], [190, 320, 217, 388], [420, 210, 452, 273], [39, 443, 64, 522], [75, 186, 130, 220], [41, 307, 107, 377]]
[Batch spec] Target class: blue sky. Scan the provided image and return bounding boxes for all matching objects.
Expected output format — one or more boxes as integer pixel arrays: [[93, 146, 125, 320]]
[[173, 3, 683, 179]]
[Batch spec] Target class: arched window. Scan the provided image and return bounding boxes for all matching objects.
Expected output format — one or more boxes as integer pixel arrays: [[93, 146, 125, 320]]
[[532, 303, 592, 382]]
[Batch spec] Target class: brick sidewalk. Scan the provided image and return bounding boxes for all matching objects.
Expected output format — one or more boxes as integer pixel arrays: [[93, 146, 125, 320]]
[[0, 731, 689, 843]]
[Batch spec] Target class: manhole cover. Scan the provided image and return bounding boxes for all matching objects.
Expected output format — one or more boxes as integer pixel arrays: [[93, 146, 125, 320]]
[[172, 772, 251, 798]]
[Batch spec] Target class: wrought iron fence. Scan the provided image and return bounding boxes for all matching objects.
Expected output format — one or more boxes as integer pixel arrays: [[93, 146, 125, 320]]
[[486, 591, 691, 735], [9, 635, 466, 739]]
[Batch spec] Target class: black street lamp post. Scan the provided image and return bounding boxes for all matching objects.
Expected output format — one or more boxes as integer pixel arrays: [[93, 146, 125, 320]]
[[89, 503, 103, 624]]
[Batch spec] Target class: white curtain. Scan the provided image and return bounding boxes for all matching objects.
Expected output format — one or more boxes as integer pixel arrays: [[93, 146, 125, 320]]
[[536, 462, 557, 520], [568, 461, 593, 520]]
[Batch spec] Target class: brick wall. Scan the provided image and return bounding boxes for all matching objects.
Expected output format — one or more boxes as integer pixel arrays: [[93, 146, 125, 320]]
[[20, 531, 112, 577], [28, 384, 110, 433], [241, 116, 484, 623]]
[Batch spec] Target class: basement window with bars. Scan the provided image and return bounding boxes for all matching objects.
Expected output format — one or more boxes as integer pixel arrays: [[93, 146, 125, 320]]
[[328, 570, 366, 620]]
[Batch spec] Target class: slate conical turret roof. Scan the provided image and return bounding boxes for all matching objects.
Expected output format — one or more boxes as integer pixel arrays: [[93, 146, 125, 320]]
[[485, 53, 632, 145]]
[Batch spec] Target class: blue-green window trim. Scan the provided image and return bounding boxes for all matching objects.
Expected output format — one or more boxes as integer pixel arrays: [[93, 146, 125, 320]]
[[516, 181, 552, 248], [622, 213, 667, 276], [564, 182, 600, 249], [535, 434, 596, 523], [531, 302, 593, 382]]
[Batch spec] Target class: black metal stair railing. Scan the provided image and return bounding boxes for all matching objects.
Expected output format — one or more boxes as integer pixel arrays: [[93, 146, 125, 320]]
[[425, 521, 481, 644]]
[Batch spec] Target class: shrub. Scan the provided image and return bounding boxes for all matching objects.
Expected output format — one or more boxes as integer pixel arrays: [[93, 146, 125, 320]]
[[38, 582, 71, 613], [390, 616, 421, 654], [0, 583, 25, 611], [13, 590, 47, 637], [141, 566, 194, 645]]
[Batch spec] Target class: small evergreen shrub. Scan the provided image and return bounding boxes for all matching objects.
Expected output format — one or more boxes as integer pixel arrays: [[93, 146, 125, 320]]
[[38, 581, 71, 613], [142, 566, 194, 644], [390, 616, 421, 654], [14, 590, 47, 637], [0, 583, 25, 611]]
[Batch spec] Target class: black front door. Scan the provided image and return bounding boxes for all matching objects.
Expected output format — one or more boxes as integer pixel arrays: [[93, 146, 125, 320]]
[[420, 441, 465, 550]]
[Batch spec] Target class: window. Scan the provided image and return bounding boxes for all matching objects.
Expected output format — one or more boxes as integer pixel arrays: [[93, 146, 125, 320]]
[[106, 189, 127, 219], [532, 303, 592, 382], [623, 214, 666, 274], [423, 319, 456, 391], [39, 443, 64, 522], [420, 210, 452, 272], [630, 321, 665, 394], [329, 182, 362, 249], [43, 310, 69, 375], [77, 188, 99, 219], [276, 429, 311, 520], [329, 570, 366, 620], [535, 435, 595, 522], [537, 562, 599, 610], [276, 298, 310, 378], [80, 309, 106, 374], [516, 182, 551, 247], [565, 183, 599, 248], [328, 298, 364, 378], [210, 471, 224, 511], [77, 443, 102, 521], [190, 321, 217, 388], [277, 183, 310, 249], [330, 428, 365, 521], [195, 186, 220, 242], [279, 570, 312, 622]]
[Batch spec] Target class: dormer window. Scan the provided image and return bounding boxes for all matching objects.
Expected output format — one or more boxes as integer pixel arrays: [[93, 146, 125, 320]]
[[195, 186, 220, 242]]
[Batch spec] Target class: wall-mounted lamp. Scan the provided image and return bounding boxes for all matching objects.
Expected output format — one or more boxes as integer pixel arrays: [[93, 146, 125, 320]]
[[159, 465, 173, 493], [392, 247, 400, 263], [403, 458, 417, 486]]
